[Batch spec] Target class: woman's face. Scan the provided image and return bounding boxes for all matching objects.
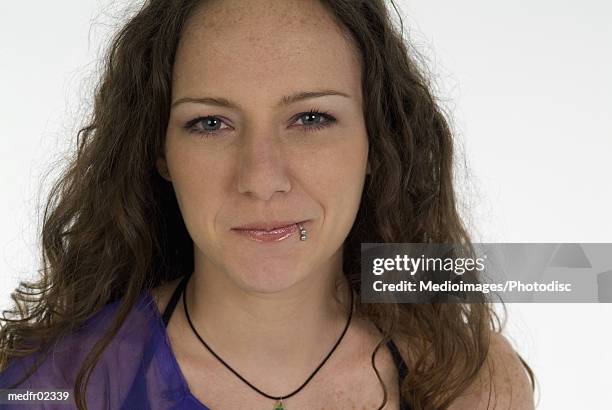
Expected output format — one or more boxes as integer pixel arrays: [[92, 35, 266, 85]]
[[159, 0, 369, 293]]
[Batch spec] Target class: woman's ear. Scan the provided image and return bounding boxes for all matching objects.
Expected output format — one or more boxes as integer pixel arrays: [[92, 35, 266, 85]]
[[156, 157, 172, 181]]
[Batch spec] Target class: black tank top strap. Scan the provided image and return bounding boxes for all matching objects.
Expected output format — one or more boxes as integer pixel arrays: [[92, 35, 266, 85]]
[[162, 272, 192, 327], [374, 324, 411, 409], [386, 337, 409, 383]]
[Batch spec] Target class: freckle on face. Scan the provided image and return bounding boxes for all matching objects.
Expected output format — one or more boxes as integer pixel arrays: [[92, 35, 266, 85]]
[[162, 0, 369, 293]]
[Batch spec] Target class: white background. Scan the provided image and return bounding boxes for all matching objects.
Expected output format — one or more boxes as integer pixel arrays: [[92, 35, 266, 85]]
[[1, 1, 611, 408]]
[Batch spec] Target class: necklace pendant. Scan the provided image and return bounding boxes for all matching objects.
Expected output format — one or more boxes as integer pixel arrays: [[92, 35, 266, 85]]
[[273, 399, 285, 410]]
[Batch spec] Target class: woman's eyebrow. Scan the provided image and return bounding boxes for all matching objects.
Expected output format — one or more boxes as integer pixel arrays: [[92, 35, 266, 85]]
[[171, 90, 351, 110]]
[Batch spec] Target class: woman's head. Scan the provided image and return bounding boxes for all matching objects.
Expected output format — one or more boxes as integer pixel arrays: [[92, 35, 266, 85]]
[[1, 1, 525, 409], [159, 0, 369, 293]]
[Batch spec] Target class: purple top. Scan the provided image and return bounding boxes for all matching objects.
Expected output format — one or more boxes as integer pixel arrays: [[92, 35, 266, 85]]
[[0, 288, 209, 409], [1, 273, 410, 409]]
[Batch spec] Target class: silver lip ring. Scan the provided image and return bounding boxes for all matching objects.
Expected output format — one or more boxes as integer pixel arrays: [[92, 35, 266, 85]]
[[298, 222, 308, 241]]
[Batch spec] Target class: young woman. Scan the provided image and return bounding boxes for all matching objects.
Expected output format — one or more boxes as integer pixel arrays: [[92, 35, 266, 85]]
[[0, 0, 535, 409]]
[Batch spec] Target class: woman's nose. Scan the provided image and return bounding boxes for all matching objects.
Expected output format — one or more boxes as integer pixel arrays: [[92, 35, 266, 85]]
[[235, 131, 292, 201]]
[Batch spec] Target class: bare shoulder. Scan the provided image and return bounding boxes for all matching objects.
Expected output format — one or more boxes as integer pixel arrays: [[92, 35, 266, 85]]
[[447, 332, 535, 410], [390, 331, 534, 410]]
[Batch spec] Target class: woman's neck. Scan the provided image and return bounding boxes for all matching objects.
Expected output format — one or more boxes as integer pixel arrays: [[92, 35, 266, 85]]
[[183, 253, 353, 379]]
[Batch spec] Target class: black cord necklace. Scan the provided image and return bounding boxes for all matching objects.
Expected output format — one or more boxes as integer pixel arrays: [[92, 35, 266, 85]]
[[182, 277, 354, 410]]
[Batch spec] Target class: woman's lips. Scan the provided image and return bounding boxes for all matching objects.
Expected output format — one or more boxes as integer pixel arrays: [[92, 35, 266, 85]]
[[231, 221, 306, 242]]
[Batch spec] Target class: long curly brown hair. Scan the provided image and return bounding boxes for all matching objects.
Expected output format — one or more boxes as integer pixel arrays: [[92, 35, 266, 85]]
[[0, 0, 534, 409]]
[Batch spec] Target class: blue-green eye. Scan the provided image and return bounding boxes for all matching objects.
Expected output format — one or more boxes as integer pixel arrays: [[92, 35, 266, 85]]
[[292, 109, 336, 132], [184, 108, 336, 137], [184, 116, 230, 136]]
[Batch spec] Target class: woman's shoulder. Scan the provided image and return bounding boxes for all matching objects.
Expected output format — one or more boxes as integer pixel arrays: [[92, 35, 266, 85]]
[[447, 332, 535, 409], [0, 289, 162, 390], [392, 331, 535, 410]]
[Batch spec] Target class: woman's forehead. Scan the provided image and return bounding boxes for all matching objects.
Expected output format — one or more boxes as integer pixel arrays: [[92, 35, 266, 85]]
[[184, 0, 340, 40], [172, 0, 362, 104]]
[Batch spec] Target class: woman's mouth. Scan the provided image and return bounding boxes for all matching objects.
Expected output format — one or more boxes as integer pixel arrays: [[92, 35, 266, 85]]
[[231, 221, 307, 242]]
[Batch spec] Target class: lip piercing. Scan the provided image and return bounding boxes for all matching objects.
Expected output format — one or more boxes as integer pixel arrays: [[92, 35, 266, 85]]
[[298, 223, 307, 241]]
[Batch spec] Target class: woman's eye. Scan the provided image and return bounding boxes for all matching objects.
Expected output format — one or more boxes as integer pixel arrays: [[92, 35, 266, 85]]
[[184, 116, 230, 136], [293, 110, 336, 132], [183, 109, 336, 137]]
